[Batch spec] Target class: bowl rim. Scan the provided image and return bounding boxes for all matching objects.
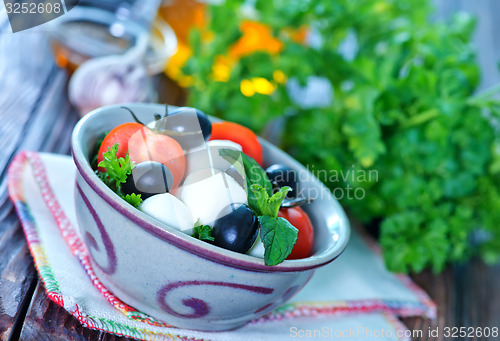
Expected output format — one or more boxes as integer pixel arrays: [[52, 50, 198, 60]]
[[71, 103, 350, 273]]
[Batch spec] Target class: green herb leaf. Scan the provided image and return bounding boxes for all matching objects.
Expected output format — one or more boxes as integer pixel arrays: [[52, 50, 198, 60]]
[[258, 216, 298, 266], [90, 131, 108, 169], [123, 193, 142, 208], [219, 149, 273, 215], [96, 170, 116, 191], [192, 224, 215, 242], [97, 143, 135, 187], [251, 185, 291, 217], [96, 143, 140, 208]]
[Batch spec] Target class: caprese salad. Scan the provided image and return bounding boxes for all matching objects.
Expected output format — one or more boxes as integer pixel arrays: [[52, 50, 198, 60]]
[[93, 106, 314, 266]]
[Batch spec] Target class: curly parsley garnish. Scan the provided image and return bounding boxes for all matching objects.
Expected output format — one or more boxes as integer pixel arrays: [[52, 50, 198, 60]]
[[192, 224, 215, 242], [96, 143, 142, 208]]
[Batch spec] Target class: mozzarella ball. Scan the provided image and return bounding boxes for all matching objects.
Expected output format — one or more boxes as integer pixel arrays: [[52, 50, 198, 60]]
[[177, 169, 247, 226], [207, 140, 245, 174], [247, 237, 265, 258], [140, 193, 196, 234], [184, 139, 243, 175], [206, 139, 243, 151]]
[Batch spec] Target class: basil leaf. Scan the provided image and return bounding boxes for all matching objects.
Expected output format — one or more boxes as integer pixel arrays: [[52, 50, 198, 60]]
[[219, 149, 273, 215], [267, 186, 292, 216], [251, 185, 291, 217], [258, 216, 298, 266]]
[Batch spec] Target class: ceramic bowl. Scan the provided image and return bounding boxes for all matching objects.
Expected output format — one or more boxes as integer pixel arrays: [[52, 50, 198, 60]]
[[71, 103, 350, 331]]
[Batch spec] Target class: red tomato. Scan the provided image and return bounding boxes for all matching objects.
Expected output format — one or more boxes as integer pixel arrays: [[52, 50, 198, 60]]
[[97, 122, 144, 172], [128, 127, 186, 190], [209, 122, 263, 165], [278, 206, 314, 259]]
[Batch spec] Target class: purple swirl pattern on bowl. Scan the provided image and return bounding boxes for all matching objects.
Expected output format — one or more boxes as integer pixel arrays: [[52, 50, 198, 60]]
[[78, 183, 117, 275], [157, 280, 274, 318]]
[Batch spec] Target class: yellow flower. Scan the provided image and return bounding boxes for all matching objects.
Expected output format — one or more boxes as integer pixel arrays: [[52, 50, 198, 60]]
[[273, 70, 287, 84], [211, 55, 233, 82], [240, 79, 255, 97], [252, 77, 276, 95], [178, 75, 195, 88], [165, 42, 193, 86], [212, 63, 231, 82], [240, 77, 276, 97]]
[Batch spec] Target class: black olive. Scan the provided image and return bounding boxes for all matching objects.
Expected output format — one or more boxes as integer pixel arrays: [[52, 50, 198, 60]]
[[266, 164, 299, 198], [213, 205, 259, 254], [170, 107, 212, 140], [122, 161, 173, 199], [154, 107, 212, 150]]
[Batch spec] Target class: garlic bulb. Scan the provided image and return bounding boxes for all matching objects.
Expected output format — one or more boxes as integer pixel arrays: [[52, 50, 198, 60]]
[[69, 54, 152, 116]]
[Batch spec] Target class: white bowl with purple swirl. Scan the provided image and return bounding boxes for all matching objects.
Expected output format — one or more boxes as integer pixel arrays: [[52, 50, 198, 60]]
[[71, 103, 350, 331]]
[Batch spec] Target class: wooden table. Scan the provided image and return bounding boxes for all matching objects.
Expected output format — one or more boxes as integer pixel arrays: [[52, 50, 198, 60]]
[[0, 2, 499, 340]]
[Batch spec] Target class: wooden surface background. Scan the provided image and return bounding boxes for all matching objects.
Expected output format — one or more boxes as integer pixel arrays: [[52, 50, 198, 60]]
[[0, 1, 499, 340]]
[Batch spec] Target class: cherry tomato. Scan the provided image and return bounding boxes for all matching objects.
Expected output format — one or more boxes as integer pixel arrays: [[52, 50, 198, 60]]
[[128, 127, 186, 190], [278, 206, 314, 259], [97, 122, 144, 172], [209, 122, 263, 165]]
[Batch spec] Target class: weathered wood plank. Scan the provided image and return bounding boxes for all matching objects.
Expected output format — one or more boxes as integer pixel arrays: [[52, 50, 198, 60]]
[[0, 21, 79, 340], [460, 259, 500, 341], [19, 283, 128, 341], [404, 261, 500, 341], [0, 214, 38, 341], [402, 266, 456, 341]]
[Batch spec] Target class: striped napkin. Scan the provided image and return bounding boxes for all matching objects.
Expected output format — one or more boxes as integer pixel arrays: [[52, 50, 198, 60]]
[[7, 151, 435, 341]]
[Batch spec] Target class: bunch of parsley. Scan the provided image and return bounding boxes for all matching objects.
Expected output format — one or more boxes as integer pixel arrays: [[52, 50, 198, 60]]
[[183, 0, 500, 273]]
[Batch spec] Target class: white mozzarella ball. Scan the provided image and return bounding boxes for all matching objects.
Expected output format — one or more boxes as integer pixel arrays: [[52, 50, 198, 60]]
[[206, 139, 243, 151], [140, 193, 196, 235], [247, 237, 265, 258], [184, 139, 244, 174], [178, 169, 247, 226], [207, 140, 244, 172]]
